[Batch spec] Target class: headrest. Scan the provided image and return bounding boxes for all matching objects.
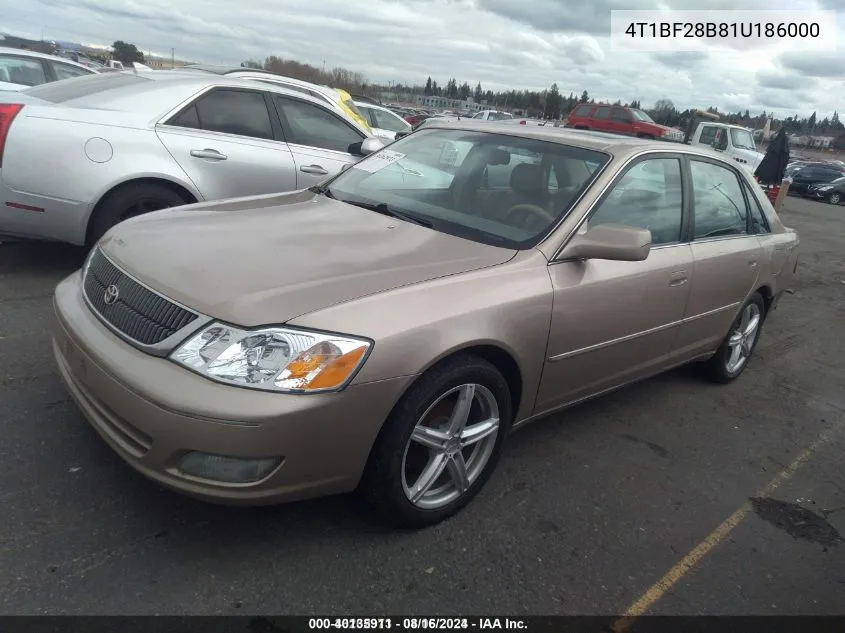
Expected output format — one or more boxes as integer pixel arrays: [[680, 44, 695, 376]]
[[510, 163, 545, 195]]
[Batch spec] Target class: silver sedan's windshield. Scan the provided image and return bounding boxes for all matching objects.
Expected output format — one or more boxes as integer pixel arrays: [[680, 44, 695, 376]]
[[325, 129, 609, 248]]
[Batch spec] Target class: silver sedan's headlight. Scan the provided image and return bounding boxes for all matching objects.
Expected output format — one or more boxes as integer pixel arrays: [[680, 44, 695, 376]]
[[170, 323, 371, 393]]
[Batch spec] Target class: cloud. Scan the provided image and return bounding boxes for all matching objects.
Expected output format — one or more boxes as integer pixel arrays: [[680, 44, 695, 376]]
[[756, 69, 814, 90], [777, 51, 845, 78], [2, 0, 842, 119], [652, 52, 707, 68]]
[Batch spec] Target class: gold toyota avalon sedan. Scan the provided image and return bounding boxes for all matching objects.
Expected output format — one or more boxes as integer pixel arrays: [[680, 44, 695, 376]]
[[52, 122, 800, 528]]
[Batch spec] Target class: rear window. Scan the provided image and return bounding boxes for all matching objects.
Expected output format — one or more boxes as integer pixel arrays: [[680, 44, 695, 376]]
[[24, 72, 149, 103]]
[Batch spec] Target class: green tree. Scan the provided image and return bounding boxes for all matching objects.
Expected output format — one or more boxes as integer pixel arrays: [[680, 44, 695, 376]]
[[546, 83, 562, 119], [424, 77, 433, 96], [474, 82, 482, 101], [579, 90, 589, 103], [458, 81, 471, 100], [112, 40, 144, 64]]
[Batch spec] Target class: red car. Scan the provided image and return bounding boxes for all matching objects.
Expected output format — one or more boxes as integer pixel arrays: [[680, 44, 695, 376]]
[[565, 103, 684, 142]]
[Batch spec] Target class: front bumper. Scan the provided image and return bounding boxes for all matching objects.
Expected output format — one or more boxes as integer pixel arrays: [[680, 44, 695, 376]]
[[53, 271, 412, 505]]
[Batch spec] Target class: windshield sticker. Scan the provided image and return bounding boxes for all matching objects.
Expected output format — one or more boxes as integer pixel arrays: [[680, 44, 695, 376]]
[[354, 150, 407, 173]]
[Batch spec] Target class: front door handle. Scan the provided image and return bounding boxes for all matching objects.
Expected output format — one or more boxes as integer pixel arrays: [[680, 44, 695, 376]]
[[190, 149, 227, 161], [669, 270, 688, 286], [300, 164, 329, 175]]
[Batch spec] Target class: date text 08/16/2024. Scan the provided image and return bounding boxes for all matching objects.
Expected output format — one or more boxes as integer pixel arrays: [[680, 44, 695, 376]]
[[308, 618, 528, 630]]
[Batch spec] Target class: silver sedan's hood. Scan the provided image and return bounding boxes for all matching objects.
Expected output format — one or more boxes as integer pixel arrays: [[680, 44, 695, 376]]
[[99, 190, 516, 327]]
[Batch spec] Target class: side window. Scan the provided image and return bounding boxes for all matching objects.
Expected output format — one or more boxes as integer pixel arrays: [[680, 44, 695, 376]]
[[690, 160, 749, 239], [698, 126, 717, 145], [373, 109, 408, 133], [594, 106, 611, 119], [573, 105, 592, 117], [743, 183, 771, 234], [611, 108, 631, 122], [273, 95, 363, 153], [51, 62, 92, 80], [188, 89, 274, 140], [588, 158, 683, 245], [0, 55, 48, 86]]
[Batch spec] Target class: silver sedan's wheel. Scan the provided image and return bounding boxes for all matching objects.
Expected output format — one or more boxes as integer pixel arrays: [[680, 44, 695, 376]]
[[401, 384, 499, 510], [725, 303, 762, 374]]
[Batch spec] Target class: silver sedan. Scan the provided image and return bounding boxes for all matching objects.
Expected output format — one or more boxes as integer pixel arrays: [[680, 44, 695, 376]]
[[0, 71, 384, 246]]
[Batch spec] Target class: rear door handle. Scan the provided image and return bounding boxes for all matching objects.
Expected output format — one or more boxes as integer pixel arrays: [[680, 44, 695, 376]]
[[300, 164, 329, 175], [669, 270, 688, 286], [190, 149, 227, 161]]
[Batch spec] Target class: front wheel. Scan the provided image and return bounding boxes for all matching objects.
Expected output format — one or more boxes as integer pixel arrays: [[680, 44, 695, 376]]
[[362, 354, 512, 528], [702, 292, 766, 384], [828, 192, 841, 205]]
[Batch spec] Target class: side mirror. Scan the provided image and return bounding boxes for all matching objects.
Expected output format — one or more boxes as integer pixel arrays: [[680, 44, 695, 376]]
[[558, 223, 651, 262], [359, 137, 385, 156]]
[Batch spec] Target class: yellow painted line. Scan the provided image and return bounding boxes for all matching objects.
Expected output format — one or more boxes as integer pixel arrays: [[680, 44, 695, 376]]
[[610, 426, 837, 633]]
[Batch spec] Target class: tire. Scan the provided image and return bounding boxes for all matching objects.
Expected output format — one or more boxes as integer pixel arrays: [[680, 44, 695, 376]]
[[362, 354, 513, 528], [86, 182, 190, 248], [702, 292, 766, 384], [828, 192, 841, 205], [637, 133, 655, 140]]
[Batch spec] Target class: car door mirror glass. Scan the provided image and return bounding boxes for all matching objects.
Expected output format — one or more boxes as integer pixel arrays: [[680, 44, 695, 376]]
[[558, 224, 651, 262]]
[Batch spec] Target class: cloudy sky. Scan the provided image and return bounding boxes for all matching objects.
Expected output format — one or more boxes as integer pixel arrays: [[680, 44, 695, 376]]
[[3, 0, 843, 118]]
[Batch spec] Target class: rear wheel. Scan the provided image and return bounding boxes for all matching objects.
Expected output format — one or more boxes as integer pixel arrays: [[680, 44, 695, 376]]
[[702, 292, 766, 384], [86, 182, 190, 248], [362, 354, 512, 528]]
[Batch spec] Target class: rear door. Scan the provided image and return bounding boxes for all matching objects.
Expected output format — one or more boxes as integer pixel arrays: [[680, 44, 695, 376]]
[[270, 94, 367, 189], [590, 106, 613, 133], [155, 87, 297, 201], [671, 156, 765, 360]]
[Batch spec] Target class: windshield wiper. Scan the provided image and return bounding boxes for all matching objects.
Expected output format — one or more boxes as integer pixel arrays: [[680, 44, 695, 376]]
[[308, 183, 336, 199], [340, 200, 434, 228]]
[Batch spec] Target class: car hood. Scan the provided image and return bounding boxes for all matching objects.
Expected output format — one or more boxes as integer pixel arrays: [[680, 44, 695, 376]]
[[99, 190, 517, 327]]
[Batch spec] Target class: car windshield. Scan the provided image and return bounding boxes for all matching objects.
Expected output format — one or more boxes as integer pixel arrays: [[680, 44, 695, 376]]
[[631, 109, 654, 123], [730, 129, 756, 150], [830, 177, 845, 185], [323, 129, 609, 249]]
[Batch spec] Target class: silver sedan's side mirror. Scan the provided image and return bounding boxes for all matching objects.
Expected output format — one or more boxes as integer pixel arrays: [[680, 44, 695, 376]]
[[360, 137, 385, 156]]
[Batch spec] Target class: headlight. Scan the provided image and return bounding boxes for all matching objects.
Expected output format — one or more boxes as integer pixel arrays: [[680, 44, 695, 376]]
[[170, 323, 371, 393], [817, 185, 832, 190]]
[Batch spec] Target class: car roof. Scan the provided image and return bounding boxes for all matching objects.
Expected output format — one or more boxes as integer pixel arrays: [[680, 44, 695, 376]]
[[181, 65, 338, 97], [417, 120, 735, 161], [0, 46, 94, 71]]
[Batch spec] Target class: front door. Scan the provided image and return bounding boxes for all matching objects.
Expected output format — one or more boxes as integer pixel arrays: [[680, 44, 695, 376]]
[[536, 155, 693, 413], [156, 87, 297, 200], [270, 94, 366, 189], [671, 157, 765, 360]]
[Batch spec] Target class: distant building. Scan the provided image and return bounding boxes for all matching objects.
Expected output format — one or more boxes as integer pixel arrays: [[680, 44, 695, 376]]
[[415, 95, 486, 112]]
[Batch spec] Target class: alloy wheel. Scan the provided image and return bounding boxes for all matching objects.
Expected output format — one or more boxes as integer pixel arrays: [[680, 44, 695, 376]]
[[830, 192, 841, 204], [725, 303, 761, 374], [401, 383, 500, 510]]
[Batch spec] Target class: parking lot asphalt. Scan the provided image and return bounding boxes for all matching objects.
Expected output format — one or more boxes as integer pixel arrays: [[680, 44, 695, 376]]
[[1, 196, 843, 617]]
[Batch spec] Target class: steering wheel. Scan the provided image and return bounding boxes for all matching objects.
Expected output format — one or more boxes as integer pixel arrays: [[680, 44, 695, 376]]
[[503, 204, 556, 229]]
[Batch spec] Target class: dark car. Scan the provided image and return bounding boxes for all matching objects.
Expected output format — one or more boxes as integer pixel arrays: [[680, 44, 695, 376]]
[[806, 175, 845, 204], [788, 164, 845, 195]]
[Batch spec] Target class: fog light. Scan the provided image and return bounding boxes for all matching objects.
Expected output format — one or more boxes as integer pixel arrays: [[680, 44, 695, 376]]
[[178, 452, 282, 483]]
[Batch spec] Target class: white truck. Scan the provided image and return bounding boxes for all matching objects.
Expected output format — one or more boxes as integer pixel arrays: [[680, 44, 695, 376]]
[[683, 110, 765, 174]]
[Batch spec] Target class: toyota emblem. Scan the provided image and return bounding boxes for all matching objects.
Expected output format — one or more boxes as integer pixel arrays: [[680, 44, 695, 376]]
[[103, 284, 120, 306]]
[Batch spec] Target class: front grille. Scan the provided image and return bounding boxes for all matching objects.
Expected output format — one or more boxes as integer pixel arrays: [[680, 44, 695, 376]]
[[83, 249, 198, 345]]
